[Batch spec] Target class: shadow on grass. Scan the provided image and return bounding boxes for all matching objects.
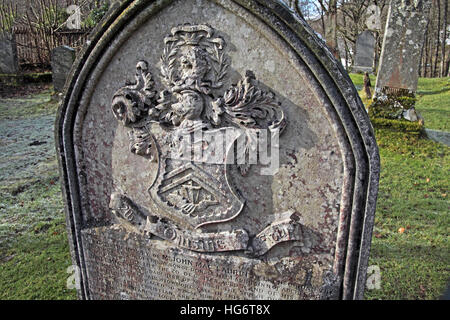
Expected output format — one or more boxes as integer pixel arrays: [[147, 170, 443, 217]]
[[417, 87, 450, 96]]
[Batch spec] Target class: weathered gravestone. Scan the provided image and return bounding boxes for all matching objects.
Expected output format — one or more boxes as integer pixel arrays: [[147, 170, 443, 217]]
[[51, 46, 76, 92], [375, 0, 431, 96], [353, 30, 376, 73], [56, 0, 379, 300], [0, 32, 19, 74]]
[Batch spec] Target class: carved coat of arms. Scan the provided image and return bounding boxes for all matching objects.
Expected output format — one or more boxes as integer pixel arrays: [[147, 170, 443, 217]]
[[109, 24, 302, 256]]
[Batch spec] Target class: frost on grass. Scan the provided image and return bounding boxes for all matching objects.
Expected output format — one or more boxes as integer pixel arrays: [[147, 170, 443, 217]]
[[0, 92, 64, 252]]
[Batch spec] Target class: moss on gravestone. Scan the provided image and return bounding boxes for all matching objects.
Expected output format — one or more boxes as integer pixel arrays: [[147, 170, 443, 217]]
[[368, 90, 417, 120], [370, 118, 424, 135]]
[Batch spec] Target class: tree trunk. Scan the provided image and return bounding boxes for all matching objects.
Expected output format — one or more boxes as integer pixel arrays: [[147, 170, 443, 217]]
[[423, 21, 430, 77], [418, 32, 424, 76], [432, 0, 441, 77], [325, 0, 339, 59], [342, 11, 349, 70], [441, 0, 448, 77], [374, 31, 380, 72], [446, 58, 450, 76]]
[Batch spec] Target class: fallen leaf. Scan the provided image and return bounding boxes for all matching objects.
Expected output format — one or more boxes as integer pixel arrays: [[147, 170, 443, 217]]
[[419, 285, 426, 298]]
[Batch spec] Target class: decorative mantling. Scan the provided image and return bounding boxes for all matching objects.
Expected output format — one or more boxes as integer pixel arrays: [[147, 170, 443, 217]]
[[111, 24, 286, 142]]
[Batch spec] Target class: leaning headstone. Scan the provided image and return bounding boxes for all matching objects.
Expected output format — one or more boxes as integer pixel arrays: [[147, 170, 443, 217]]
[[375, 0, 431, 96], [56, 0, 379, 300], [0, 32, 19, 74], [353, 30, 376, 73], [51, 45, 76, 92]]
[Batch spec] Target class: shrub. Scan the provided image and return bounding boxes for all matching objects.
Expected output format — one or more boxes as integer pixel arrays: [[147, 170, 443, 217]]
[[82, 1, 110, 28]]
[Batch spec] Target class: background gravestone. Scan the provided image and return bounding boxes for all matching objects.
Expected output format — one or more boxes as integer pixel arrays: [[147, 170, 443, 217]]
[[0, 32, 19, 74], [353, 30, 376, 73], [51, 45, 76, 92], [375, 0, 431, 96], [56, 0, 379, 300]]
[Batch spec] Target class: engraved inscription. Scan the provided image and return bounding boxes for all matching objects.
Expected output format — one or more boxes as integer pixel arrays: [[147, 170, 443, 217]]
[[82, 227, 339, 300]]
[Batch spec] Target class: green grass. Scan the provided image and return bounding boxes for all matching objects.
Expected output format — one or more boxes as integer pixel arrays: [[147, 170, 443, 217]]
[[0, 88, 77, 300], [349, 72, 377, 91], [415, 77, 450, 131], [0, 215, 76, 299], [349, 75, 450, 300], [365, 128, 449, 299]]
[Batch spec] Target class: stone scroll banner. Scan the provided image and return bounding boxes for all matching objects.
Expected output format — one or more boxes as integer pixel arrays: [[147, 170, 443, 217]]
[[56, 0, 379, 300]]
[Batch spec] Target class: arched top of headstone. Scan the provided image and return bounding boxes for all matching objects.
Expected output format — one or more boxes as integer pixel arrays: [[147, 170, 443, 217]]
[[56, 0, 379, 300]]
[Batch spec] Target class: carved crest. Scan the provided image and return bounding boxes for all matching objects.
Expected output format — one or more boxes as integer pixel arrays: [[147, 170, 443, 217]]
[[110, 24, 292, 254]]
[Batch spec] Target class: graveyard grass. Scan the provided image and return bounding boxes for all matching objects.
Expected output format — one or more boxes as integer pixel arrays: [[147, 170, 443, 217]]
[[351, 74, 450, 300], [0, 76, 448, 300], [0, 89, 77, 299]]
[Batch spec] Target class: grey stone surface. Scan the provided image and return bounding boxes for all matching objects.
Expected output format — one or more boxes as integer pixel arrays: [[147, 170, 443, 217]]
[[51, 46, 76, 92], [56, 0, 379, 300], [0, 33, 19, 74], [353, 30, 375, 73], [402, 107, 420, 122], [375, 0, 431, 95]]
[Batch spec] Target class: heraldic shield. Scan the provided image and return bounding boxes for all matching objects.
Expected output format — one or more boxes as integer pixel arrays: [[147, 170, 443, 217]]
[[148, 125, 245, 229]]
